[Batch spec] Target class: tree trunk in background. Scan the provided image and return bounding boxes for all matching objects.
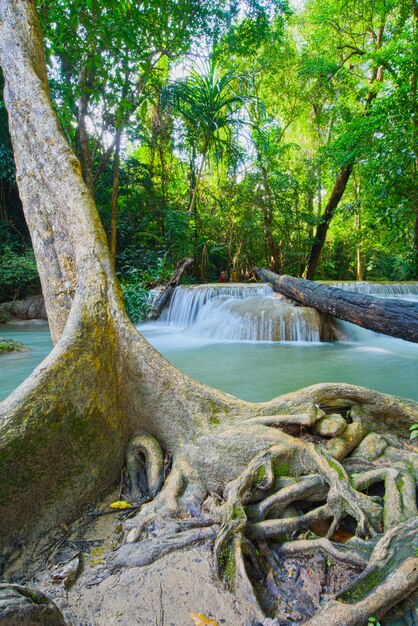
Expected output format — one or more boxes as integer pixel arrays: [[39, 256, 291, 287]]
[[356, 211, 363, 281], [304, 17, 386, 280], [75, 67, 95, 196], [353, 170, 364, 281], [303, 163, 353, 280], [256, 150, 282, 273]]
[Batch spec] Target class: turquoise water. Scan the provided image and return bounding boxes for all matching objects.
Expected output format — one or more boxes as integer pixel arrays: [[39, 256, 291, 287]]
[[1, 317, 418, 404], [139, 323, 418, 403], [0, 323, 52, 401]]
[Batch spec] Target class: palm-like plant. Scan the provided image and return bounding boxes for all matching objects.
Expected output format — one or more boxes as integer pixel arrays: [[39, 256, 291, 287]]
[[165, 60, 247, 216]]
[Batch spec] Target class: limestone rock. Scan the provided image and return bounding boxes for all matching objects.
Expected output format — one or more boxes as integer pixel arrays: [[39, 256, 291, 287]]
[[0, 295, 47, 321], [314, 414, 347, 438]]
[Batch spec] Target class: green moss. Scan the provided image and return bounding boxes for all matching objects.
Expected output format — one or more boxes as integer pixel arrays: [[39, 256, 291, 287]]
[[24, 589, 48, 605], [208, 400, 220, 415], [328, 458, 345, 480], [218, 537, 236, 590], [255, 465, 267, 483], [0, 337, 28, 354], [395, 476, 404, 492], [231, 504, 246, 521], [273, 462, 290, 478], [210, 416, 220, 425], [339, 566, 388, 603]]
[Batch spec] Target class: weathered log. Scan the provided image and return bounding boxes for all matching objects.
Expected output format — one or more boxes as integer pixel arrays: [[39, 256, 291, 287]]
[[150, 257, 193, 318], [253, 267, 418, 343]]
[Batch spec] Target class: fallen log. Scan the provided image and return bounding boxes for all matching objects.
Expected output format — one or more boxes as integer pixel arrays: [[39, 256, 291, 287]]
[[150, 257, 193, 318], [253, 267, 418, 344]]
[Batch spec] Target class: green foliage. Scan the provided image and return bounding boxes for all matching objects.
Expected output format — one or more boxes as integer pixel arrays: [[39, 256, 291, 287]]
[[1, 0, 417, 283], [0, 247, 40, 303], [409, 424, 418, 441], [120, 259, 173, 323], [0, 338, 28, 354]]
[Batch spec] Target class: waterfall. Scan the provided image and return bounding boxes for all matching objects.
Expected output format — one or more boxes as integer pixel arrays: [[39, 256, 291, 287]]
[[327, 281, 418, 297], [325, 281, 418, 341], [158, 284, 327, 342]]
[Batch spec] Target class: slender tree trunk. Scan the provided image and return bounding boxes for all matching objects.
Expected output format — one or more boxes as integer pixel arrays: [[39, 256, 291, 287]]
[[303, 18, 386, 280], [303, 163, 353, 279], [75, 67, 95, 196], [188, 145, 208, 263], [188, 146, 207, 215], [356, 211, 363, 281], [110, 129, 122, 267], [256, 150, 282, 273], [353, 173, 364, 281]]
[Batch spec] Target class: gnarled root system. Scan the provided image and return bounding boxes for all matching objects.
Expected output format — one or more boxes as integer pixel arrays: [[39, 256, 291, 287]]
[[117, 398, 418, 625]]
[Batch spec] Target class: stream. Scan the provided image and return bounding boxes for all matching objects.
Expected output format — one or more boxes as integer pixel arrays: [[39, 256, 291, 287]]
[[1, 283, 418, 403]]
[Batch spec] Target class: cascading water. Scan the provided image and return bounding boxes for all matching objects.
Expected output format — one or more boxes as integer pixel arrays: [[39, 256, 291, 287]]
[[160, 284, 272, 326], [3, 283, 418, 404], [326, 281, 418, 341], [158, 284, 327, 342], [136, 279, 418, 402], [327, 281, 418, 297]]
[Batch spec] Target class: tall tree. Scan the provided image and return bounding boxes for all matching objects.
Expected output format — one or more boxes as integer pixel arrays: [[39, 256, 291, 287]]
[[1, 3, 418, 624]]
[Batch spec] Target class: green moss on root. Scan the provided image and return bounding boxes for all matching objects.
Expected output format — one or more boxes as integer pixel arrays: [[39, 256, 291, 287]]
[[219, 537, 236, 590], [273, 463, 290, 478], [255, 465, 267, 483]]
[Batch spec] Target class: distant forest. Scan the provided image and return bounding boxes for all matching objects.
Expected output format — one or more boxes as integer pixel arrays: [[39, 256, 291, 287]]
[[1, 0, 417, 307]]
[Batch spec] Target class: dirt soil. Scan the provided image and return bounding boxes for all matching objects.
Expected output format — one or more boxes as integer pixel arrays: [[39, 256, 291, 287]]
[[2, 490, 242, 626]]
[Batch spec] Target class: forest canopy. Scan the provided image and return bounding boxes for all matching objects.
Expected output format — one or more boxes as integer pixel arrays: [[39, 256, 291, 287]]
[[1, 0, 417, 309]]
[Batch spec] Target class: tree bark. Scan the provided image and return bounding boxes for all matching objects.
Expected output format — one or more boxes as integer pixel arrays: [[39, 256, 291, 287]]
[[151, 257, 193, 318], [254, 267, 418, 343], [0, 4, 417, 625], [303, 164, 353, 280]]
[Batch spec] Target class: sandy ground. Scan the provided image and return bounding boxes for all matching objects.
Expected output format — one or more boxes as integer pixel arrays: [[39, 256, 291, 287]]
[[56, 546, 241, 626], [3, 491, 242, 626]]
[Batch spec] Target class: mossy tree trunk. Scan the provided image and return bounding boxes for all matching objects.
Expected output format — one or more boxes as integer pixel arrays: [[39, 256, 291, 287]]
[[0, 2, 417, 624]]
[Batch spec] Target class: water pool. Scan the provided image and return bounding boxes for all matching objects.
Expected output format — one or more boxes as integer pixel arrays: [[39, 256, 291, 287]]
[[1, 283, 418, 404]]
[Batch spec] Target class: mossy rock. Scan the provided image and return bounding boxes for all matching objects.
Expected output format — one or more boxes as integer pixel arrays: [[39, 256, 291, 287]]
[[0, 337, 29, 355]]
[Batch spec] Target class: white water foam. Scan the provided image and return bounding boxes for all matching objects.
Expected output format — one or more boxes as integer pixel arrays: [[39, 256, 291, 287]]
[[157, 284, 324, 342]]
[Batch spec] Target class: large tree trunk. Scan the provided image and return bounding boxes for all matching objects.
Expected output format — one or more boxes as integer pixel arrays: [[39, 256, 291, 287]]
[[254, 267, 418, 343], [1, 3, 417, 624]]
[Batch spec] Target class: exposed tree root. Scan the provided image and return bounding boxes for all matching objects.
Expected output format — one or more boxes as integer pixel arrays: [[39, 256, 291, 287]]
[[126, 432, 165, 500], [115, 400, 418, 625]]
